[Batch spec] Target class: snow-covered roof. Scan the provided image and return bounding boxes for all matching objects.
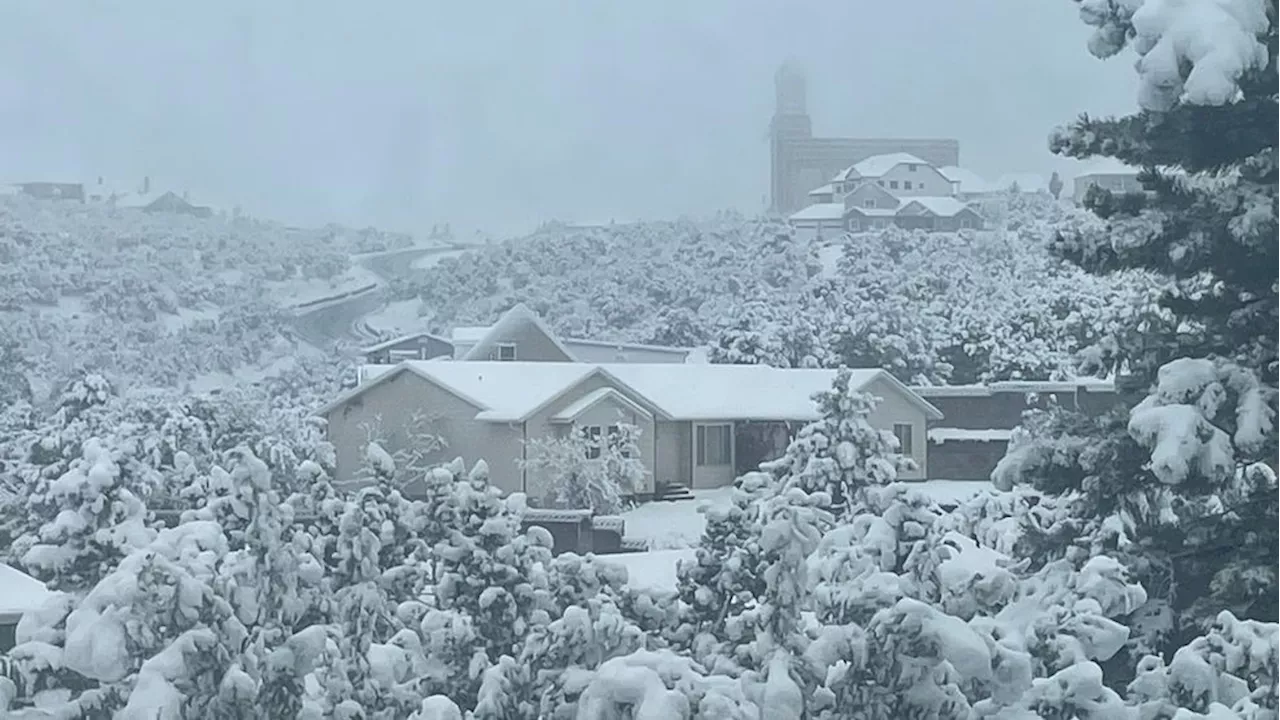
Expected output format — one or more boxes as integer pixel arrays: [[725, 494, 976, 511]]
[[789, 203, 846, 222], [807, 183, 836, 196], [0, 563, 52, 621], [562, 338, 691, 356], [1073, 157, 1141, 178], [927, 428, 1014, 443], [846, 206, 899, 218], [550, 386, 654, 423], [326, 361, 944, 423], [900, 196, 974, 217], [835, 153, 930, 182], [460, 303, 579, 362], [913, 379, 1116, 397], [360, 331, 450, 355], [937, 166, 994, 193]]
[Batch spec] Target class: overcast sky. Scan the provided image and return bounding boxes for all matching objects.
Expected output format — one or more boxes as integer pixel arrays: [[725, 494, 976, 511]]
[[0, 0, 1137, 236]]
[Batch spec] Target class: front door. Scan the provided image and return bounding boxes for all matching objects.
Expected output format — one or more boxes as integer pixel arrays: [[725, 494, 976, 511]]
[[692, 422, 735, 488]]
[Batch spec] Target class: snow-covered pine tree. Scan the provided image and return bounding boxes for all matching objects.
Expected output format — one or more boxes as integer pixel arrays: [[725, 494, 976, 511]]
[[431, 461, 554, 668], [763, 368, 913, 519], [1003, 0, 1280, 653], [672, 473, 768, 656]]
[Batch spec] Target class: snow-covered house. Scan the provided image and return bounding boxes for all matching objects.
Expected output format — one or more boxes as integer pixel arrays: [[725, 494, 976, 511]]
[[787, 202, 846, 241], [1072, 158, 1143, 204], [361, 303, 695, 370], [831, 152, 954, 197], [117, 190, 214, 218], [938, 166, 1000, 201], [319, 361, 943, 499], [788, 153, 987, 235], [0, 563, 53, 651]]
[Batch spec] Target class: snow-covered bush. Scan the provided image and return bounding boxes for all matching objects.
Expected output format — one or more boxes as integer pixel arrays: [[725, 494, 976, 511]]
[[520, 422, 647, 513]]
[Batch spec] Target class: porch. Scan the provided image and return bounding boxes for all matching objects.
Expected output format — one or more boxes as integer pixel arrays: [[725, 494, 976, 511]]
[[653, 419, 795, 499]]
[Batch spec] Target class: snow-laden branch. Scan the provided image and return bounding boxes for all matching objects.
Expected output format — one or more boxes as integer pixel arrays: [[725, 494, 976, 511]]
[[1077, 0, 1273, 110]]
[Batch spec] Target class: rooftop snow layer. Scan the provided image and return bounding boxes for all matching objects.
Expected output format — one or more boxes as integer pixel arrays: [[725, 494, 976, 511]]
[[835, 152, 930, 181], [789, 203, 846, 222]]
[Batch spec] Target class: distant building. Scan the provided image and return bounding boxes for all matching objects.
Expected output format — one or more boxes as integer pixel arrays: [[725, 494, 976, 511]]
[[117, 188, 214, 218], [1072, 159, 1143, 204], [788, 154, 986, 238], [770, 61, 960, 215], [12, 182, 85, 202]]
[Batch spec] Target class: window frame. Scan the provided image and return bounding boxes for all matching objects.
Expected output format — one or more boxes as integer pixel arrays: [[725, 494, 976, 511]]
[[889, 180, 900, 190], [892, 422, 914, 457], [582, 425, 603, 459], [495, 342, 518, 361], [695, 423, 733, 467]]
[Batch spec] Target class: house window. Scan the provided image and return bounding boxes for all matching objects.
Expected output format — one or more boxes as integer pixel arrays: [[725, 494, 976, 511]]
[[877, 181, 885, 187], [903, 181, 912, 190], [893, 423, 914, 457], [848, 219, 860, 232], [889, 180, 899, 190], [606, 424, 634, 458], [908, 164, 918, 172], [864, 199, 876, 209], [496, 342, 517, 361], [696, 424, 732, 466], [582, 425, 603, 459]]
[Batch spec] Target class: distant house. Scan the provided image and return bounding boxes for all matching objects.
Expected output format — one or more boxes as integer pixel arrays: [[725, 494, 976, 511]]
[[13, 182, 85, 202], [0, 563, 52, 652], [894, 197, 984, 232], [788, 202, 846, 241], [359, 304, 697, 377], [117, 190, 214, 218], [1072, 160, 1143, 204], [832, 152, 954, 197], [938, 166, 1000, 201], [320, 361, 943, 497], [788, 153, 987, 236], [361, 332, 454, 364]]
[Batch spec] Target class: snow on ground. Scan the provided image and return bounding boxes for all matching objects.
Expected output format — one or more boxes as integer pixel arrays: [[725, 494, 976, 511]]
[[0, 563, 52, 620], [612, 480, 998, 592], [622, 487, 734, 550], [158, 306, 220, 332], [265, 264, 380, 307], [601, 549, 696, 594], [411, 247, 469, 270], [818, 242, 843, 278], [363, 298, 426, 335]]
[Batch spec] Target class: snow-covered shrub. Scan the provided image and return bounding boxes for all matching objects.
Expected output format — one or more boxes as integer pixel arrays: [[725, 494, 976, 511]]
[[520, 422, 646, 513]]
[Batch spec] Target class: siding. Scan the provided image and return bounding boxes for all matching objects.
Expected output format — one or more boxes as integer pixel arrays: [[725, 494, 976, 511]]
[[863, 376, 929, 480], [874, 164, 953, 197], [324, 370, 524, 492], [456, 320, 575, 361]]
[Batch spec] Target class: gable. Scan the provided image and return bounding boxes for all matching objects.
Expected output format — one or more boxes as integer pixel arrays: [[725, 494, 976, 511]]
[[318, 364, 488, 420], [461, 305, 578, 362], [844, 183, 899, 211]]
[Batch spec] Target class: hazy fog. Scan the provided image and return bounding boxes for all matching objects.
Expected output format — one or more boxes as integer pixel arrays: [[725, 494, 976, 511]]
[[0, 0, 1136, 236]]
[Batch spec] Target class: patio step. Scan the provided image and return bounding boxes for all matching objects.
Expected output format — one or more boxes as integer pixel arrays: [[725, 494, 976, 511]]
[[657, 483, 695, 502]]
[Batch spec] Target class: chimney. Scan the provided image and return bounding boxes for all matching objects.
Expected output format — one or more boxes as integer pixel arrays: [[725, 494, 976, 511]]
[[142, 176, 150, 194]]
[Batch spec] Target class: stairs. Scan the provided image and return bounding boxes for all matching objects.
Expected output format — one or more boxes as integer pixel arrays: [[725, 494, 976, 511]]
[[656, 482, 695, 502]]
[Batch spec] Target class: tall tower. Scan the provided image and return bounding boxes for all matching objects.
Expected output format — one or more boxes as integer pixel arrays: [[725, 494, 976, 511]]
[[770, 60, 812, 214]]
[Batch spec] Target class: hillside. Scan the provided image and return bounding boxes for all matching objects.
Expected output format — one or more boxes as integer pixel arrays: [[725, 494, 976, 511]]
[[0, 195, 406, 401], [392, 197, 1164, 383]]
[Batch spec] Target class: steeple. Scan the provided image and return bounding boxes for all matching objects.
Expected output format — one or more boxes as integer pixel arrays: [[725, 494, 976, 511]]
[[774, 59, 807, 117]]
